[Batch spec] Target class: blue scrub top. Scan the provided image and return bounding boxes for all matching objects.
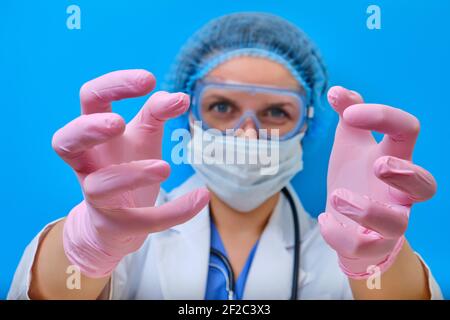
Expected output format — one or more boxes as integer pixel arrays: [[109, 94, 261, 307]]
[[205, 219, 259, 300]]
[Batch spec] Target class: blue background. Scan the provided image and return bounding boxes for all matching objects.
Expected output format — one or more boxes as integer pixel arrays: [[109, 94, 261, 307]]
[[1, 0, 449, 299]]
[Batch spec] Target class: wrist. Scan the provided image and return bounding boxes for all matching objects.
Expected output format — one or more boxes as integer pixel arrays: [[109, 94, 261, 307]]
[[63, 202, 125, 278], [338, 236, 405, 280]]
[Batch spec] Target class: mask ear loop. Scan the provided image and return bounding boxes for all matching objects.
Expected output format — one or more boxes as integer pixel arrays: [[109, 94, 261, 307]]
[[301, 105, 314, 138]]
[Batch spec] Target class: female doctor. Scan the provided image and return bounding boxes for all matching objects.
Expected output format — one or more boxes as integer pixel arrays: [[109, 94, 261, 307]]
[[8, 13, 442, 300]]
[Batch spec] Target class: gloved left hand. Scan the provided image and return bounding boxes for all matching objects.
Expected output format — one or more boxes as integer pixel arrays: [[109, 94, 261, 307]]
[[318, 86, 437, 279]]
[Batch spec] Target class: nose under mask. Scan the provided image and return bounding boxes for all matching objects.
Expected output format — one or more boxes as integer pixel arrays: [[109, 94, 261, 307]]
[[187, 121, 304, 212]]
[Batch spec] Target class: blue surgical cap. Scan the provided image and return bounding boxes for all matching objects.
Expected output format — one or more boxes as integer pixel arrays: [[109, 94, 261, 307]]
[[164, 12, 331, 144]]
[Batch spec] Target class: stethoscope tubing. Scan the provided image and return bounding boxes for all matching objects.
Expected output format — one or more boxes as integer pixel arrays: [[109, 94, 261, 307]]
[[209, 186, 301, 300]]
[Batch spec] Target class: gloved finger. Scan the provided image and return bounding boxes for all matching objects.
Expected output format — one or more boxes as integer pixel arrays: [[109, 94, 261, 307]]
[[96, 187, 210, 234], [80, 69, 155, 115], [327, 86, 374, 145], [127, 91, 190, 136], [83, 159, 170, 204], [330, 188, 409, 239], [374, 156, 437, 203], [52, 113, 125, 173], [318, 212, 398, 259], [327, 86, 364, 115], [342, 104, 420, 160]]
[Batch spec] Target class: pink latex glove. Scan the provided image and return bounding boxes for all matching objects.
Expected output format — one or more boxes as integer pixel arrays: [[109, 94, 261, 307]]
[[318, 86, 437, 279], [52, 70, 210, 278]]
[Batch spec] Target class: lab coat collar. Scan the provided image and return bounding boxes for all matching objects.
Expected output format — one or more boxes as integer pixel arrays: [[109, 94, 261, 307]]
[[166, 175, 314, 241], [154, 174, 315, 299], [153, 205, 211, 299], [242, 193, 293, 299], [243, 184, 314, 299]]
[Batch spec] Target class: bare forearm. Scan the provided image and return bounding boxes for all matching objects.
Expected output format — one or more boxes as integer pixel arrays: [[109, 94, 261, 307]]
[[349, 240, 430, 299], [29, 219, 110, 300]]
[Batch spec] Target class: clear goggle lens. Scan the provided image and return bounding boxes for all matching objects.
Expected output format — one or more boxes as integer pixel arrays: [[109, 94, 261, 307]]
[[191, 81, 309, 140]]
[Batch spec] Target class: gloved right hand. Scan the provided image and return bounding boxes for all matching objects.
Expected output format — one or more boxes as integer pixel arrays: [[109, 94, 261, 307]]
[[52, 70, 210, 278], [318, 86, 436, 279]]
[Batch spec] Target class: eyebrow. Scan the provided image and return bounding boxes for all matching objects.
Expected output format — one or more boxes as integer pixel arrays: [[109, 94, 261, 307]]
[[202, 94, 239, 106], [203, 94, 298, 112]]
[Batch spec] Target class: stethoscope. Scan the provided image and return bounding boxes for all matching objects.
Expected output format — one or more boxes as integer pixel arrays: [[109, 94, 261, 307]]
[[209, 186, 301, 300]]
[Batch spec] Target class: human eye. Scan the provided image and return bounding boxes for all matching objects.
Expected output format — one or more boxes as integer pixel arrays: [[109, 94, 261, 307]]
[[262, 104, 291, 122], [209, 101, 232, 113], [206, 99, 238, 118]]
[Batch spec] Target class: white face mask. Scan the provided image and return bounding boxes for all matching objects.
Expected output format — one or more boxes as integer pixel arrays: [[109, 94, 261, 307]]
[[187, 122, 305, 212]]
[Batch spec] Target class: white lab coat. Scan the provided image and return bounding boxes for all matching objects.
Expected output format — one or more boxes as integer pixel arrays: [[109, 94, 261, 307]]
[[7, 174, 443, 300]]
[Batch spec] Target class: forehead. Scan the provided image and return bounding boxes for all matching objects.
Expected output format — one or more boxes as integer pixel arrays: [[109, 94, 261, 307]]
[[206, 56, 302, 91]]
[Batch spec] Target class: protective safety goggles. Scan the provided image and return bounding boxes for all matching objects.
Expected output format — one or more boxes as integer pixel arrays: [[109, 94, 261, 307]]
[[190, 80, 313, 140]]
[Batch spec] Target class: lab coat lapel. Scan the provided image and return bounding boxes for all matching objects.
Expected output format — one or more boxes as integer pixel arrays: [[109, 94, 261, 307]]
[[243, 185, 314, 300], [154, 206, 211, 300], [243, 198, 293, 300]]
